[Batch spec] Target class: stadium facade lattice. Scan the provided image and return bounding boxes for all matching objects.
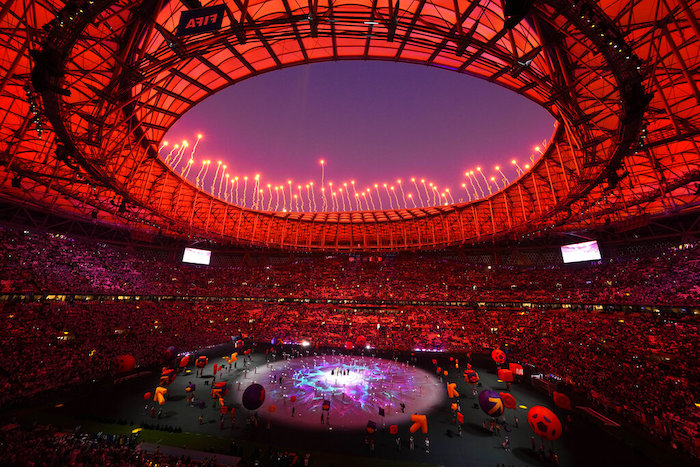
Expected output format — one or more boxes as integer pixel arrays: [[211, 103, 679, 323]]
[[0, 0, 698, 251]]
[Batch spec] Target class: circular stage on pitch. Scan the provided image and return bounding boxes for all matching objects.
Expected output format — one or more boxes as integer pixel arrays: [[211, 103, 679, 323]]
[[18, 348, 689, 467], [238, 355, 445, 430]]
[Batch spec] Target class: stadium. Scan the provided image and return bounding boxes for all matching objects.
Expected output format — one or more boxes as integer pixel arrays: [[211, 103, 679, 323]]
[[0, 0, 698, 465]]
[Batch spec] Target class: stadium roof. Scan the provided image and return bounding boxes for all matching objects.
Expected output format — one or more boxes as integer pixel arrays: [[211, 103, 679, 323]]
[[0, 0, 698, 251]]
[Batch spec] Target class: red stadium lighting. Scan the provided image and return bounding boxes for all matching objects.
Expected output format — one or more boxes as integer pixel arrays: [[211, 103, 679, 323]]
[[2, 0, 694, 250]]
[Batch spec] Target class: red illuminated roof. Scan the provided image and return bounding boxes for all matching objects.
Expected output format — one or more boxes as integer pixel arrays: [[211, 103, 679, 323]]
[[0, 0, 698, 250]]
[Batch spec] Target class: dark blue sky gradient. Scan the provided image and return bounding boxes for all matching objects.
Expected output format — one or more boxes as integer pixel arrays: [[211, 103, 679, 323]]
[[166, 61, 554, 208]]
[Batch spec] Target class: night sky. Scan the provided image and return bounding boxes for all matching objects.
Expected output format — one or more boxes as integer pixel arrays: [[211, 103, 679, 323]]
[[165, 61, 554, 211]]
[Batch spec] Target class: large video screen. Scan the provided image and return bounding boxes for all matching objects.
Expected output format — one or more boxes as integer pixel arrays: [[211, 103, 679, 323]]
[[182, 247, 211, 265], [561, 240, 602, 263]]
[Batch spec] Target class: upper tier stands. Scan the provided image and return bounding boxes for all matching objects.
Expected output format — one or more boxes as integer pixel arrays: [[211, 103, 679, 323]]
[[1, 226, 698, 305]]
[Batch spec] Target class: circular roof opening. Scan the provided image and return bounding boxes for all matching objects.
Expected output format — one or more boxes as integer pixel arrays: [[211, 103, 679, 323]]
[[165, 61, 554, 211]]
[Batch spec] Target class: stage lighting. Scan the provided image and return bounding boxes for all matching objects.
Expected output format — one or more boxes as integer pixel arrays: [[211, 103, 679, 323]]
[[180, 0, 202, 8], [504, 0, 534, 29], [111, 198, 128, 214], [55, 143, 79, 170], [29, 47, 71, 96], [606, 169, 628, 191]]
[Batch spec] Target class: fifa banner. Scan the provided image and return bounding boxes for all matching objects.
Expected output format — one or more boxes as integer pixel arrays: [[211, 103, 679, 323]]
[[176, 5, 227, 37]]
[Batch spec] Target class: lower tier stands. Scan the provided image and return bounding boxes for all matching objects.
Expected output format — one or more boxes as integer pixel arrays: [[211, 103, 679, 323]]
[[1, 226, 699, 305], [1, 300, 697, 450]]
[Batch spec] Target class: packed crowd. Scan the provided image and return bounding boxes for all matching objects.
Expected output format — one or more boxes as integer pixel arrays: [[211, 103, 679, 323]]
[[224, 303, 700, 444], [1, 298, 698, 448], [1, 226, 699, 305], [0, 224, 699, 453], [0, 424, 213, 466]]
